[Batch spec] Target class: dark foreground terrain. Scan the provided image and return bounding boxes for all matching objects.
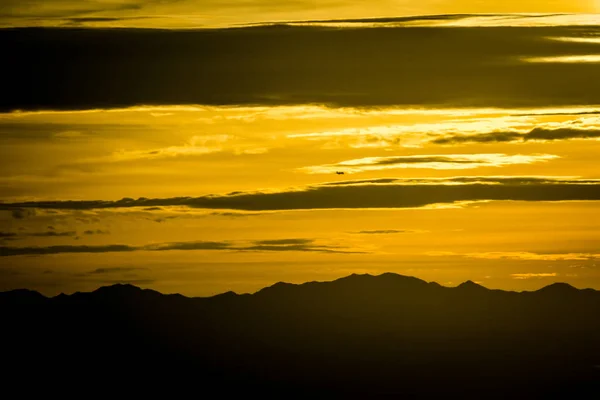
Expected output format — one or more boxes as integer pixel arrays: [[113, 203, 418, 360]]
[[3, 273, 600, 397]]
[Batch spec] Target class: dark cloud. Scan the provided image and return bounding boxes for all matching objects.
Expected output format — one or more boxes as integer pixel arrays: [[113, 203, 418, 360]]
[[0, 238, 358, 257], [362, 156, 480, 165], [0, 0, 144, 19], [3, 25, 600, 111], [2, 177, 599, 213], [0, 230, 76, 239], [0, 232, 18, 238], [241, 244, 361, 254], [64, 17, 150, 24], [254, 239, 314, 245], [88, 267, 149, 275], [30, 230, 77, 237], [525, 127, 600, 141], [432, 128, 600, 145], [432, 131, 524, 145], [0, 244, 135, 257], [151, 216, 178, 223], [148, 241, 232, 252], [83, 229, 110, 235], [514, 110, 600, 117], [209, 211, 268, 217], [11, 208, 36, 220]]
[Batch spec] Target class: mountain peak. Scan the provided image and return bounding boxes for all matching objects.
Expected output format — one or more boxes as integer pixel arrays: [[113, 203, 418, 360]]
[[457, 280, 487, 289], [0, 288, 46, 304], [537, 282, 578, 294]]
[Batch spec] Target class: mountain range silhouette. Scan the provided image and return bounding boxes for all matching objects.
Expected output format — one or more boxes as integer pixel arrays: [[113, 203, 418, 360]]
[[3, 273, 599, 397]]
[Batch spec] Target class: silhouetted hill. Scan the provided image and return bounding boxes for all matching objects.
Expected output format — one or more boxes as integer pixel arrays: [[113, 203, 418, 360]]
[[2, 273, 599, 398]]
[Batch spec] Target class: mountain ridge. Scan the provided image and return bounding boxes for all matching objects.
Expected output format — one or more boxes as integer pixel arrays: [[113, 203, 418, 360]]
[[1, 272, 595, 299]]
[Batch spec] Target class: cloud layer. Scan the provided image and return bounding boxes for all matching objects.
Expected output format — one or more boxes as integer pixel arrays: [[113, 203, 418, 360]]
[[3, 176, 600, 212], [3, 23, 600, 111]]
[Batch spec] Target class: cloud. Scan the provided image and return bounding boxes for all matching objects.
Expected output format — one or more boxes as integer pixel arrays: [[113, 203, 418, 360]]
[[0, 238, 360, 257], [254, 239, 313, 245], [432, 132, 525, 145], [525, 55, 600, 63], [0, 232, 18, 238], [290, 14, 597, 28], [107, 135, 267, 162], [0, 244, 136, 257], [29, 230, 77, 237], [11, 208, 36, 219], [88, 267, 149, 275], [511, 273, 558, 280], [288, 114, 600, 148], [3, 176, 600, 212], [514, 110, 600, 117], [355, 230, 415, 235], [433, 127, 600, 145], [428, 251, 600, 261], [0, 230, 77, 239], [83, 229, 110, 235], [525, 127, 600, 141], [299, 154, 557, 173], [3, 23, 600, 111]]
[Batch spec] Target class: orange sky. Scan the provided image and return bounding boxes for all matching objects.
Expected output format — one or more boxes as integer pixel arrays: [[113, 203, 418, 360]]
[[1, 10, 600, 295]]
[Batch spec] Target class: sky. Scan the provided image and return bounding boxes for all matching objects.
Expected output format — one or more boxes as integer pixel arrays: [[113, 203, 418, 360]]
[[1, 2, 600, 296]]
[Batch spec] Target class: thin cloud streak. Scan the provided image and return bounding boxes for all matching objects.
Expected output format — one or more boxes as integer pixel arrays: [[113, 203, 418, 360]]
[[0, 238, 365, 257], [299, 154, 558, 174], [428, 251, 600, 261]]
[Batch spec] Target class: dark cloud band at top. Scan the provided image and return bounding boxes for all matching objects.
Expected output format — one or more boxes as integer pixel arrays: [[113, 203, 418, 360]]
[[3, 24, 600, 111], [2, 177, 600, 213]]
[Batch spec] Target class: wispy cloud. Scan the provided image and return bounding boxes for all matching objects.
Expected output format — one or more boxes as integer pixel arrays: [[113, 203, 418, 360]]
[[108, 135, 268, 162], [524, 55, 600, 63], [428, 251, 600, 261], [88, 267, 149, 275], [354, 230, 421, 235], [511, 273, 558, 280], [0, 238, 364, 257], [291, 116, 600, 148], [299, 154, 557, 174]]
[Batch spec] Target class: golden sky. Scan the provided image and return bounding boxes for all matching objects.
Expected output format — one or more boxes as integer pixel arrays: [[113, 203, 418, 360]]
[[1, 8, 600, 295]]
